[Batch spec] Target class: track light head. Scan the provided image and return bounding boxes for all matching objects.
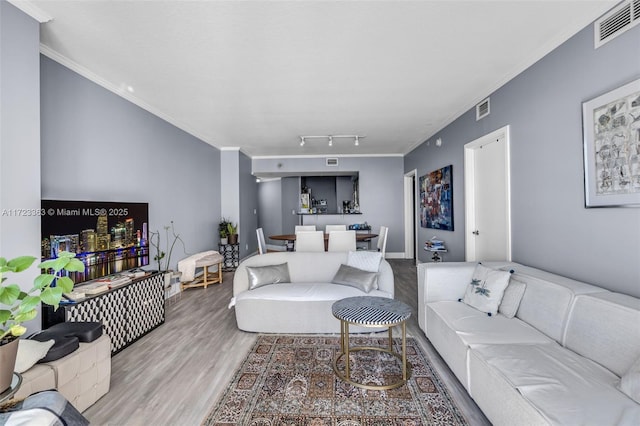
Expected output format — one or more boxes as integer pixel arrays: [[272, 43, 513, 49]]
[[328, 136, 333, 147], [300, 136, 305, 146]]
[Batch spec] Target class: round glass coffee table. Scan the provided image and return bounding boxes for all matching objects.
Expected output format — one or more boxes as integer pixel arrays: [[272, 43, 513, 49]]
[[331, 296, 412, 390]]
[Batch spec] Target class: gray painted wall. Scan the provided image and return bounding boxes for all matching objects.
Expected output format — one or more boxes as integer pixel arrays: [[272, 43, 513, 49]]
[[238, 151, 258, 257], [220, 149, 240, 233], [281, 177, 301, 239], [253, 156, 404, 253], [0, 1, 42, 333], [40, 56, 221, 271], [405, 22, 640, 297], [257, 179, 283, 243]]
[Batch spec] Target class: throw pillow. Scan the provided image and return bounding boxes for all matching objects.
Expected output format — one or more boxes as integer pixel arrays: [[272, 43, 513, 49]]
[[462, 264, 512, 316], [332, 264, 378, 293], [15, 339, 55, 373], [347, 251, 382, 273], [618, 356, 640, 404], [498, 276, 527, 318], [246, 263, 291, 290]]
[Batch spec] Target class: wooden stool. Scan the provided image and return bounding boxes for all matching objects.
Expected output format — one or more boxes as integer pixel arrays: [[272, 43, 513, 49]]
[[180, 253, 224, 290]]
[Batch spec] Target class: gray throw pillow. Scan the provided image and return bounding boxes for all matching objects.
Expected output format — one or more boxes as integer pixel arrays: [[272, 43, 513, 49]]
[[332, 264, 378, 293], [498, 276, 527, 318], [246, 263, 291, 290]]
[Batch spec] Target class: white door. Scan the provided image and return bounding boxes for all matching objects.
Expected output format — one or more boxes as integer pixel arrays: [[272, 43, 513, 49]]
[[464, 126, 511, 261]]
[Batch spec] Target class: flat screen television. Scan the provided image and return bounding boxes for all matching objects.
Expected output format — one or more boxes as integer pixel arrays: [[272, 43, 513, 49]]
[[41, 200, 150, 285]]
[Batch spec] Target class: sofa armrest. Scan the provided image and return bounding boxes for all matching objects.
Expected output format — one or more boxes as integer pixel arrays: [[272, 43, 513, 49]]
[[417, 262, 477, 333], [417, 261, 516, 332]]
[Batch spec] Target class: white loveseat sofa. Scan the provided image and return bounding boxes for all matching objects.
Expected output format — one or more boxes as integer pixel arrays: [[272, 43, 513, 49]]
[[231, 252, 394, 333], [418, 261, 640, 426]]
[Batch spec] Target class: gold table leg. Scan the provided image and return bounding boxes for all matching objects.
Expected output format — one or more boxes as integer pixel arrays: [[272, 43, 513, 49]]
[[332, 320, 411, 390]]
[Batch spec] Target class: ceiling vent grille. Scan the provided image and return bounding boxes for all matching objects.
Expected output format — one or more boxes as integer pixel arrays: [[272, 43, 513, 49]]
[[326, 158, 338, 167], [595, 0, 639, 48], [476, 98, 490, 121]]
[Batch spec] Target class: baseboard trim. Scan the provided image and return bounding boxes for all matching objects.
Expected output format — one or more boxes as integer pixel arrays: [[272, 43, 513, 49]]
[[384, 252, 405, 259]]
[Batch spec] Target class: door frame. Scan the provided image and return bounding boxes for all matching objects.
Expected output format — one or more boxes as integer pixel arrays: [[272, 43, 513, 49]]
[[404, 169, 417, 262], [464, 125, 512, 261]]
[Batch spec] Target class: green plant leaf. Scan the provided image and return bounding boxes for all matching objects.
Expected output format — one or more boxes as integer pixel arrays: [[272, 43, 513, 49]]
[[9, 325, 26, 337], [39, 257, 68, 272], [7, 256, 36, 272], [0, 258, 6, 267], [40, 286, 63, 307], [64, 258, 85, 272], [19, 296, 41, 313], [0, 310, 11, 323], [57, 251, 76, 259], [14, 308, 37, 323], [34, 273, 56, 289], [0, 284, 21, 305], [56, 276, 74, 293]]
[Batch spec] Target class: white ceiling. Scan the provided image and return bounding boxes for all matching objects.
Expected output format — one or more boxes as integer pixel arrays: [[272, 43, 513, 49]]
[[15, 0, 617, 157]]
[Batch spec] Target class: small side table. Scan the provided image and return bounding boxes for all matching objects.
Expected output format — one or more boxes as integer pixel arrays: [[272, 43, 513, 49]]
[[332, 296, 412, 390], [218, 243, 239, 271], [0, 373, 22, 405]]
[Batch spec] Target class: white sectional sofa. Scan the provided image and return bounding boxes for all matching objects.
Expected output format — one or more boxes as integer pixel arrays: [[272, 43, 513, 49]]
[[231, 251, 394, 333], [417, 261, 640, 426]]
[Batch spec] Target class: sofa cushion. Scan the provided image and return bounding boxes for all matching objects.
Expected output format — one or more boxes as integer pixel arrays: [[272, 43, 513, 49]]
[[425, 301, 553, 389], [508, 267, 603, 343], [470, 343, 640, 425], [462, 264, 511, 316], [246, 262, 291, 290], [347, 251, 382, 272], [619, 356, 640, 404], [564, 292, 640, 377], [498, 276, 526, 318], [15, 339, 55, 373], [332, 264, 378, 293], [236, 282, 390, 303]]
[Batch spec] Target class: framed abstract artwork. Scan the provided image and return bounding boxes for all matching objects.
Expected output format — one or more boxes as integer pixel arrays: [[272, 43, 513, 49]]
[[419, 165, 453, 231], [582, 78, 640, 207]]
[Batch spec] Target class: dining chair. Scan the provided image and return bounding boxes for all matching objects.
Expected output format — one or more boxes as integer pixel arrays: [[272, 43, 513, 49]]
[[295, 231, 325, 252], [376, 226, 388, 257], [256, 228, 266, 255], [295, 225, 316, 233], [325, 224, 347, 233], [328, 230, 357, 252]]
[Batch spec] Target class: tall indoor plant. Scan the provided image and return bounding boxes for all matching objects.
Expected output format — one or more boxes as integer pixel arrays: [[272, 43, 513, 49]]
[[0, 251, 84, 391]]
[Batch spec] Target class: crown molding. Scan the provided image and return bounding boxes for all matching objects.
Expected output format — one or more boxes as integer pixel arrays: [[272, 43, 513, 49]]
[[8, 0, 52, 23]]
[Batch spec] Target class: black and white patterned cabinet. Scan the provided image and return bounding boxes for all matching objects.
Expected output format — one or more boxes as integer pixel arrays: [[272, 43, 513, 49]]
[[219, 243, 239, 271], [43, 273, 165, 354]]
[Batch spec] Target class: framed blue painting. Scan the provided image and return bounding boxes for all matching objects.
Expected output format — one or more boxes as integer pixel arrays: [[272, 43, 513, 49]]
[[420, 165, 453, 231]]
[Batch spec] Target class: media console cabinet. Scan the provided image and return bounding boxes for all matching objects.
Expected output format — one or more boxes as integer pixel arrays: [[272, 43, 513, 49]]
[[42, 272, 165, 354]]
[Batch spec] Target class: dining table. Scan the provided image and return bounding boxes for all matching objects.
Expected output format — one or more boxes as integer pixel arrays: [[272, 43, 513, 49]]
[[269, 232, 378, 251]]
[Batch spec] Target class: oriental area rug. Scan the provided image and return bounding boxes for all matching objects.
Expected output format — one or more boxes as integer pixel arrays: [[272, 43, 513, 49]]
[[202, 334, 468, 425]]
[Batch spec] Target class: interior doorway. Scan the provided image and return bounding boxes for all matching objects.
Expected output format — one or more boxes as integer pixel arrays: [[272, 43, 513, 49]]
[[404, 169, 417, 263], [464, 126, 512, 261]]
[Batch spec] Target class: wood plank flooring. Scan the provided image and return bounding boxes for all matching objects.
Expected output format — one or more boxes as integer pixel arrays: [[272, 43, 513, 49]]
[[83, 259, 489, 426]]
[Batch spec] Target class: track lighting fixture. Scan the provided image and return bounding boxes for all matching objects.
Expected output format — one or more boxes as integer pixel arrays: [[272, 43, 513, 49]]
[[298, 135, 365, 148]]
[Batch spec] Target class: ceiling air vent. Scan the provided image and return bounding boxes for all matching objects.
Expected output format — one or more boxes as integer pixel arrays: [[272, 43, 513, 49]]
[[326, 158, 338, 167], [595, 0, 639, 48], [476, 98, 490, 121]]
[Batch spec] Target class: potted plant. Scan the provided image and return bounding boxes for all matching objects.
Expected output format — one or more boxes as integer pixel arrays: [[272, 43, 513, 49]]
[[149, 222, 186, 292], [218, 218, 231, 245], [0, 251, 84, 392], [226, 222, 238, 245]]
